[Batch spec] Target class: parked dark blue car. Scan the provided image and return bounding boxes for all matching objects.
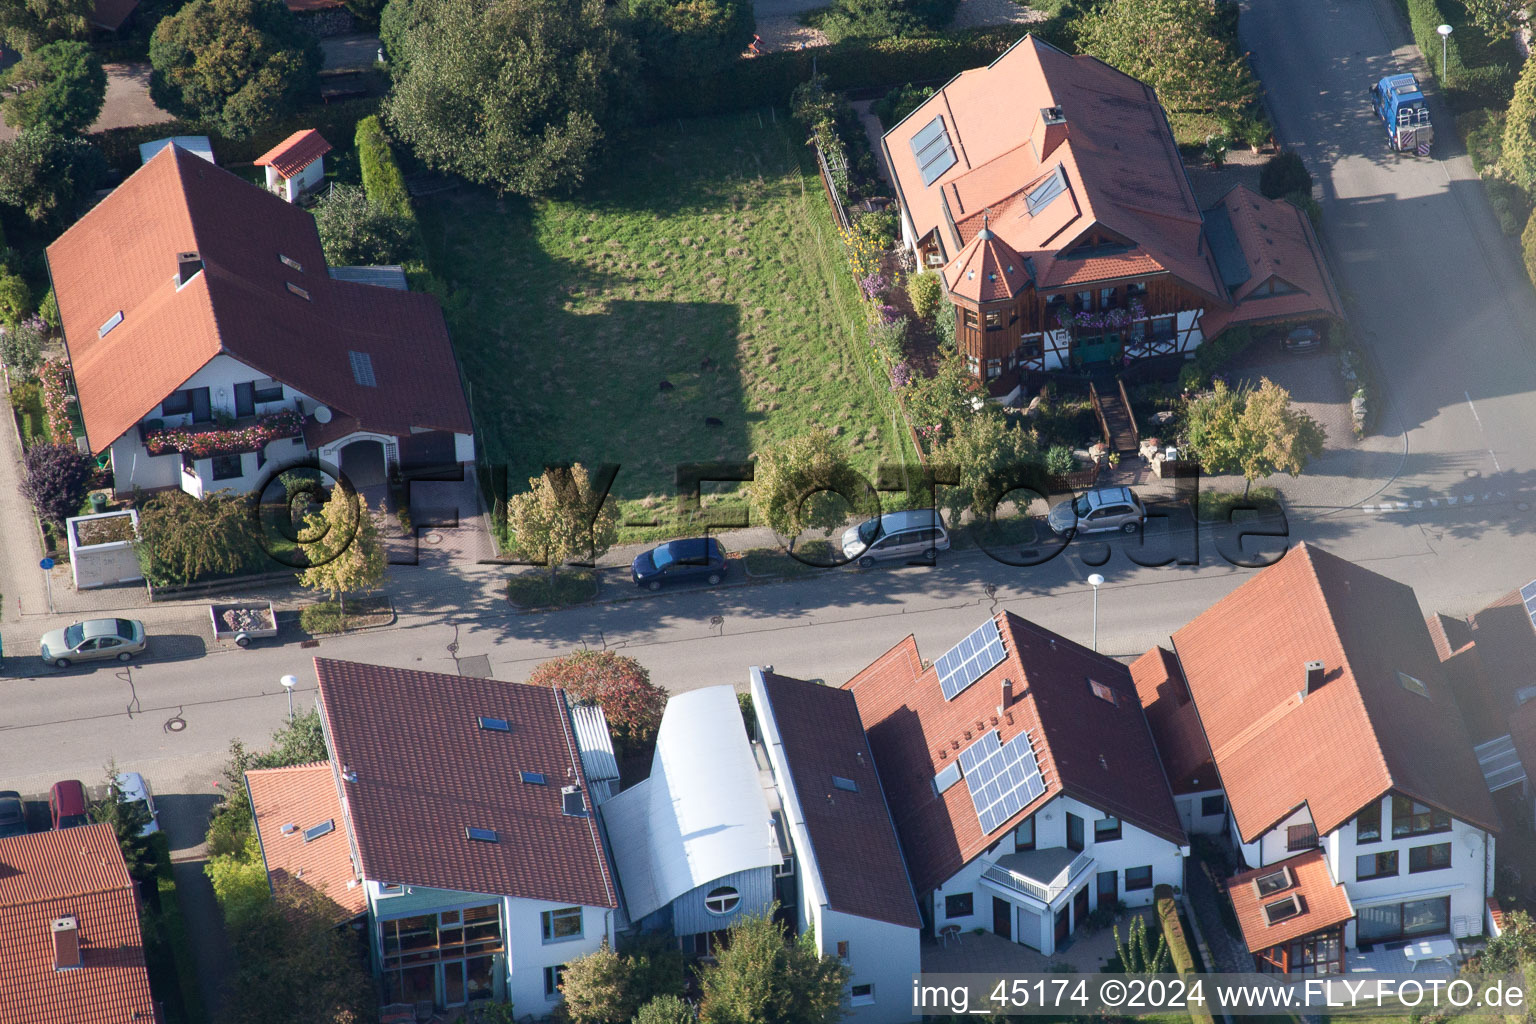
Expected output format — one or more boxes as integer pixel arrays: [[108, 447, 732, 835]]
[[632, 538, 728, 591]]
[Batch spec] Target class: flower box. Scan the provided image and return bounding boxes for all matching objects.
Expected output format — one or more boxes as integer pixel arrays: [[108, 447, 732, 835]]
[[143, 409, 304, 459]]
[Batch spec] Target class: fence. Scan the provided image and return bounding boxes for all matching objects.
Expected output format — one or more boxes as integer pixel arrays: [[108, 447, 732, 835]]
[[812, 141, 851, 232], [1087, 380, 1111, 448], [1117, 375, 1140, 449]]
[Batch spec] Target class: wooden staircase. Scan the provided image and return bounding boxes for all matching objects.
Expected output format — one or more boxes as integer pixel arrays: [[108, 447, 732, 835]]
[[1088, 377, 1140, 455]]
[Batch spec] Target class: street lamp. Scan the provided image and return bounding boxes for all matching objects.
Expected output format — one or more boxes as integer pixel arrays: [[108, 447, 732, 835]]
[[280, 674, 297, 722], [1437, 24, 1452, 78], [1087, 574, 1105, 652]]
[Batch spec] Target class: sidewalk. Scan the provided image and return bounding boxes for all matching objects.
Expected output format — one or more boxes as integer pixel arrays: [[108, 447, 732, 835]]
[[0, 382, 51, 623]]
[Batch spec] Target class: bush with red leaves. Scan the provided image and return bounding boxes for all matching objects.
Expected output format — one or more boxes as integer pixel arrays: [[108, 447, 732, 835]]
[[527, 650, 667, 744]]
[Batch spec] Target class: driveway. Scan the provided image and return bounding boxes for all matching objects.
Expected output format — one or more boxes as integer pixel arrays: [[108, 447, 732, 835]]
[[1240, 0, 1536, 508], [0, 62, 172, 143], [322, 33, 380, 71]]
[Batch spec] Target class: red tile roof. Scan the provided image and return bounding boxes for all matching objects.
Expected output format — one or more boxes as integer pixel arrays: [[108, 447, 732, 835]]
[[1228, 850, 1353, 952], [254, 130, 333, 179], [1170, 544, 1500, 844], [1206, 185, 1343, 329], [1130, 646, 1217, 795], [46, 144, 472, 452], [758, 671, 922, 929], [943, 227, 1030, 303], [314, 658, 617, 908], [884, 36, 1227, 307], [247, 760, 366, 924], [843, 612, 1185, 896], [0, 824, 155, 1024]]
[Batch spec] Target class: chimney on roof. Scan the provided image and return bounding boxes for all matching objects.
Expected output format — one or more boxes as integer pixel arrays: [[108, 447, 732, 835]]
[[1031, 107, 1068, 163], [999, 677, 1013, 715], [1305, 660, 1326, 694], [176, 251, 203, 288], [52, 916, 80, 970]]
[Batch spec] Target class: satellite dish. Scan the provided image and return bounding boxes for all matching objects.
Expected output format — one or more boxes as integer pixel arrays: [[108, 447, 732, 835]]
[[314, 405, 332, 424]]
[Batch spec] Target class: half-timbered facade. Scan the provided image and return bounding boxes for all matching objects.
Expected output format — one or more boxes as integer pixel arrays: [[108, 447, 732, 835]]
[[884, 35, 1342, 400]]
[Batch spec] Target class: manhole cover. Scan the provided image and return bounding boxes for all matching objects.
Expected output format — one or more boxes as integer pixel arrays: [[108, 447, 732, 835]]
[[426, 532, 444, 545], [1466, 469, 1481, 478], [165, 717, 186, 732]]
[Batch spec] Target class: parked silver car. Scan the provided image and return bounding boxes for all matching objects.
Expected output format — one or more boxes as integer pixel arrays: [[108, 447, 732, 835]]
[[1047, 486, 1147, 535], [841, 509, 951, 568], [39, 618, 147, 668], [114, 771, 161, 836]]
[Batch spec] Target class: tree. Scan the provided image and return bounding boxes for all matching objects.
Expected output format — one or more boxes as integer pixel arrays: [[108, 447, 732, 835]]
[[1258, 150, 1311, 200], [1479, 910, 1536, 971], [207, 834, 272, 927], [1523, 208, 1536, 289], [930, 411, 1042, 521], [749, 428, 875, 540], [698, 907, 849, 1024], [0, 41, 106, 135], [20, 441, 89, 526], [1074, 0, 1260, 133], [506, 463, 618, 582], [1113, 915, 1170, 976], [384, 0, 640, 195], [0, 0, 89, 53], [902, 354, 986, 444], [135, 489, 264, 586], [1505, 55, 1536, 193], [0, 270, 34, 329], [0, 126, 107, 226], [149, 0, 322, 140], [561, 942, 638, 1024], [298, 485, 385, 627], [1, 315, 46, 379], [311, 183, 414, 266], [629, 0, 754, 79], [636, 996, 696, 1024], [816, 0, 956, 43], [1463, 0, 1527, 37], [90, 759, 156, 883], [526, 650, 668, 745], [205, 709, 327, 860], [1182, 378, 1326, 495], [220, 885, 375, 1024]]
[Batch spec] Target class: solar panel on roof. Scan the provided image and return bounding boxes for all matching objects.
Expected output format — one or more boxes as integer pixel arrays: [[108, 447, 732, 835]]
[[958, 730, 1047, 834], [937, 619, 1006, 700], [1521, 580, 1536, 630], [910, 116, 957, 186], [348, 350, 377, 387], [1026, 167, 1067, 214]]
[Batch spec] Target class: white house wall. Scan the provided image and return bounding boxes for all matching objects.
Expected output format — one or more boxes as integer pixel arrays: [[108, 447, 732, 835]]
[[812, 904, 920, 1024], [930, 793, 1183, 955], [109, 352, 318, 496], [1174, 789, 1228, 836]]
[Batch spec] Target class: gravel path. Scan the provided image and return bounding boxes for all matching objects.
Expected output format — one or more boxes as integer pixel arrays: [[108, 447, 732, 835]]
[[753, 0, 1043, 51], [949, 0, 1047, 30]]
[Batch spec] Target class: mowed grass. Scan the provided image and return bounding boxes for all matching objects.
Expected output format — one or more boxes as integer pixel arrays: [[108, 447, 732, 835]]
[[417, 111, 911, 533]]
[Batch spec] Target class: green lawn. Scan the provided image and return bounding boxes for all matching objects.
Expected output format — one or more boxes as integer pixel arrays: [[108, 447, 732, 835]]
[[417, 111, 914, 534]]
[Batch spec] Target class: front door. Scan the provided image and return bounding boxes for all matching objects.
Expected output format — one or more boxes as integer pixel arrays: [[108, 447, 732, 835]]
[[1067, 813, 1084, 852], [190, 387, 212, 424], [1097, 870, 1118, 908], [1073, 886, 1090, 932], [1054, 905, 1070, 946], [234, 382, 255, 418], [993, 897, 1011, 941]]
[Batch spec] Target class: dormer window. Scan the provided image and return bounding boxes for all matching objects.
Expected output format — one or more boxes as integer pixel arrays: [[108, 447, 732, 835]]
[[286, 281, 310, 300], [279, 254, 303, 272]]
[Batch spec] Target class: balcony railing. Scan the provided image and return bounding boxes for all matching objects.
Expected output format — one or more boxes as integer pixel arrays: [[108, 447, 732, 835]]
[[142, 409, 304, 459], [982, 849, 1095, 905]]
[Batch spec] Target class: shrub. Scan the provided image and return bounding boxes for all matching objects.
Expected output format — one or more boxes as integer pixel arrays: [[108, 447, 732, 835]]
[[645, 26, 1026, 119], [1, 314, 46, 379], [206, 835, 271, 927], [0, 41, 108, 136], [135, 489, 269, 587], [37, 286, 59, 331], [873, 81, 934, 128], [933, 300, 956, 348], [854, 208, 898, 249], [907, 269, 943, 322], [817, 0, 958, 44], [1487, 175, 1531, 235], [630, 0, 755, 79], [1203, 133, 1229, 166], [1451, 61, 1515, 110], [1522, 207, 1536, 288], [636, 995, 697, 1024], [1259, 150, 1311, 199], [868, 315, 907, 365], [355, 113, 412, 219], [21, 442, 90, 526], [1285, 189, 1322, 231], [0, 270, 32, 329], [311, 182, 415, 265], [525, 649, 668, 744], [1044, 444, 1077, 476], [1463, 107, 1507, 172]]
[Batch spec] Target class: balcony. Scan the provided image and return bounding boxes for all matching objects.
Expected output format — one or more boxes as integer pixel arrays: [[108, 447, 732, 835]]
[[141, 409, 304, 459], [981, 848, 1095, 906]]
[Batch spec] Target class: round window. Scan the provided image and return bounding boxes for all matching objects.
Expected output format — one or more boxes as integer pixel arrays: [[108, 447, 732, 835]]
[[704, 886, 740, 915]]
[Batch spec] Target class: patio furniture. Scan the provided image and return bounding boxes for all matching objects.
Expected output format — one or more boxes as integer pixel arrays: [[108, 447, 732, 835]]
[[939, 924, 962, 948], [1402, 938, 1457, 971]]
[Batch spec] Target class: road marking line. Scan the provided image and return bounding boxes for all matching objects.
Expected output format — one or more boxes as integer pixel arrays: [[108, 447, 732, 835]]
[[1466, 391, 1503, 473]]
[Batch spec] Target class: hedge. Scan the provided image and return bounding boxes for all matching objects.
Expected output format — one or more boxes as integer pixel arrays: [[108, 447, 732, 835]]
[[1394, 0, 1516, 111], [91, 97, 382, 176], [1155, 884, 1215, 1024], [646, 27, 1047, 119], [356, 114, 412, 220], [1522, 207, 1536, 288], [146, 832, 206, 1024]]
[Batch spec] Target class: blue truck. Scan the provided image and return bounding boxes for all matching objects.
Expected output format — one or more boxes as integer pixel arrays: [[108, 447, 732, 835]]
[[1370, 73, 1433, 153]]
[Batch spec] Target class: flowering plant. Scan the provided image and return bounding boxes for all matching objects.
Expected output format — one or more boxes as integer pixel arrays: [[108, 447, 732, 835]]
[[889, 360, 913, 391], [144, 409, 304, 458], [858, 272, 888, 301], [37, 360, 75, 443]]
